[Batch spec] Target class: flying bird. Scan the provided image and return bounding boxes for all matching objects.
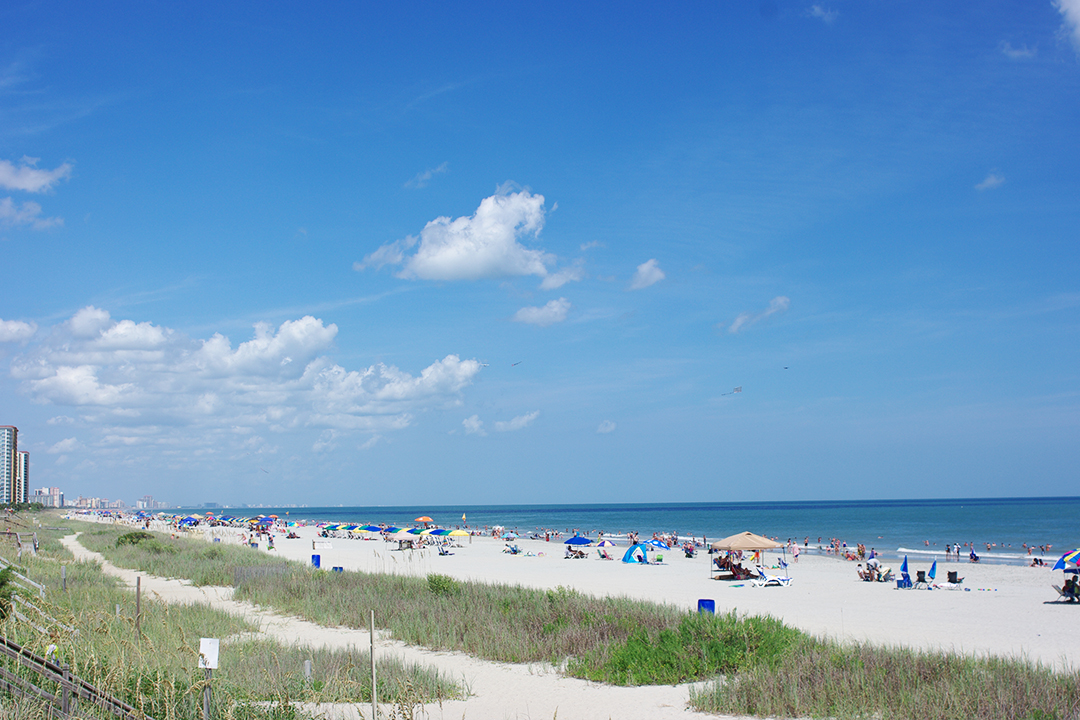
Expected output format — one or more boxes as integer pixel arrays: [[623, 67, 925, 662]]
[[721, 386, 742, 396], [259, 468, 269, 474], [511, 361, 523, 366]]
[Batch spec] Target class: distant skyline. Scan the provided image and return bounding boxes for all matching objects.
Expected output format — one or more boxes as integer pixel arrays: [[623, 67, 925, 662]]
[[1, 2, 1078, 506]]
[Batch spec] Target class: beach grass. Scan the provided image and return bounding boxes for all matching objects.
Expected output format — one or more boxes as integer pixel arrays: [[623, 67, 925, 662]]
[[62, 516, 1080, 719], [0, 516, 463, 718], [689, 637, 1080, 720]]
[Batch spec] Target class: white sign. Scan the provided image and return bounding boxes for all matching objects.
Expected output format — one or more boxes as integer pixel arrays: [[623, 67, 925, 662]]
[[198, 638, 219, 669]]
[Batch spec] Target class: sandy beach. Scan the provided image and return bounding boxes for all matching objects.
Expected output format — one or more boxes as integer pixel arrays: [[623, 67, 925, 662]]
[[68, 516, 1079, 719]]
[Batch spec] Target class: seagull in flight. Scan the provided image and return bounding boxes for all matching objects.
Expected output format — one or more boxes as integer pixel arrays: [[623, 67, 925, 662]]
[[511, 361, 523, 366]]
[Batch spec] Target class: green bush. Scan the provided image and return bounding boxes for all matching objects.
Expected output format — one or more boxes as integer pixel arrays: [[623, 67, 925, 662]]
[[427, 573, 461, 597], [116, 531, 155, 547]]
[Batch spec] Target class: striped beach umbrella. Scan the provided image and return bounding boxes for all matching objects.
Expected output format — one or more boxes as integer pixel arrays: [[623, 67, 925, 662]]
[[1053, 549, 1080, 571]]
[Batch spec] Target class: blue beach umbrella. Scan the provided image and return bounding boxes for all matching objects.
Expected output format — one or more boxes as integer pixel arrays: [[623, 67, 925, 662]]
[[564, 536, 592, 546], [502, 532, 519, 539], [360, 525, 383, 532], [384, 527, 401, 534], [406, 528, 424, 535], [900, 556, 909, 575], [646, 539, 670, 549]]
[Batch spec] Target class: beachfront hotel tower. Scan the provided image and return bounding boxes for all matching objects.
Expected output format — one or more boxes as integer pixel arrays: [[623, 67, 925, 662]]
[[17, 452, 29, 505], [0, 427, 16, 504]]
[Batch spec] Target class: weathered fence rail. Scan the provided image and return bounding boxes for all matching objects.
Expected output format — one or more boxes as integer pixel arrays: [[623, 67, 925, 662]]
[[0, 636, 152, 719]]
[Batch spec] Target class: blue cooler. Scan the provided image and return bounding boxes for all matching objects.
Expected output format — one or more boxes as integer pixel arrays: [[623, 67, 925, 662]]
[[311, 554, 320, 568], [697, 599, 715, 614]]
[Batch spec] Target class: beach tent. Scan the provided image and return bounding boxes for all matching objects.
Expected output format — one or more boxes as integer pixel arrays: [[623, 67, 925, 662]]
[[709, 531, 782, 552], [622, 543, 650, 564]]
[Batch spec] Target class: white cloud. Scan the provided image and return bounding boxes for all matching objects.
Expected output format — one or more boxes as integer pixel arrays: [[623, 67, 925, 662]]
[[580, 241, 604, 251], [10, 309, 483, 439], [512, 298, 571, 327], [1056, 0, 1080, 51], [47, 415, 74, 425], [494, 411, 539, 432], [597, 420, 616, 434], [975, 172, 1005, 191], [539, 261, 585, 290], [727, 296, 791, 334], [47, 437, 78, 454], [999, 41, 1037, 59], [806, 5, 838, 23], [462, 414, 486, 436], [360, 189, 553, 282], [628, 259, 665, 290], [404, 161, 449, 189], [0, 197, 62, 230], [360, 434, 383, 450], [0, 319, 37, 342], [0, 158, 72, 193]]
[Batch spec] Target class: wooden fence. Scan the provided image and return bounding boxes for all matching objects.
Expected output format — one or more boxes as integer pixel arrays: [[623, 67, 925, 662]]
[[0, 635, 152, 719]]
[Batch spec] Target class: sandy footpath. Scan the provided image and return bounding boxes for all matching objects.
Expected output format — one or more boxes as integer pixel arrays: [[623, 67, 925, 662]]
[[60, 533, 736, 720]]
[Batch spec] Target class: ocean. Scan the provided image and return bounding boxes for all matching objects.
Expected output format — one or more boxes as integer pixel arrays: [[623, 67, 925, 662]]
[[178, 496, 1078, 565]]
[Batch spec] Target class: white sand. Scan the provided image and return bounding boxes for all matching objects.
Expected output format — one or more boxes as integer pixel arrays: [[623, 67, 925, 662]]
[[62, 517, 1080, 719]]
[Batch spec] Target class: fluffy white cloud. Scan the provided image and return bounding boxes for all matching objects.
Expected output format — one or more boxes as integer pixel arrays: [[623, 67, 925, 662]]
[[462, 414, 486, 436], [47, 437, 79, 454], [1057, 0, 1080, 51], [0, 319, 37, 342], [975, 172, 1005, 191], [628, 259, 665, 290], [10, 309, 483, 439], [360, 190, 554, 282], [727, 296, 791, 334], [0, 158, 72, 193], [513, 298, 571, 327], [494, 411, 539, 432], [597, 420, 616, 434], [0, 197, 62, 230]]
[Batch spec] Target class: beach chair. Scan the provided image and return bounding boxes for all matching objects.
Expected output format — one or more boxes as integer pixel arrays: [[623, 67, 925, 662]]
[[777, 557, 789, 572], [914, 570, 928, 589], [438, 544, 453, 556], [1052, 585, 1077, 603], [598, 548, 614, 560], [752, 566, 792, 587], [947, 571, 963, 584]]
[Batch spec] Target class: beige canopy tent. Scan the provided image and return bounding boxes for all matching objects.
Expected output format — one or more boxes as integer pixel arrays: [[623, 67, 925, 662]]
[[709, 531, 782, 578], [710, 531, 782, 552]]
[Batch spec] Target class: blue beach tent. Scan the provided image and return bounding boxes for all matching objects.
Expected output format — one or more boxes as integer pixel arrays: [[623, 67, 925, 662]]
[[622, 543, 650, 564]]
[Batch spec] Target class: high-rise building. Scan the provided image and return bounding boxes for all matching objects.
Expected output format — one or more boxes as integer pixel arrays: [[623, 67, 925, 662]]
[[0, 427, 16, 504], [16, 451, 29, 504], [30, 487, 63, 508]]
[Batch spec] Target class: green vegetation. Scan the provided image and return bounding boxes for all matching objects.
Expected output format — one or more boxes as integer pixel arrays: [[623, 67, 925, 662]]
[[690, 638, 1080, 720], [0, 516, 463, 719], [67, 515, 1080, 719]]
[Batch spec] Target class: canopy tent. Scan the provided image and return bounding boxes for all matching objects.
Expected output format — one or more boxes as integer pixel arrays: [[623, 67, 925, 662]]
[[622, 543, 649, 564], [710, 531, 782, 552]]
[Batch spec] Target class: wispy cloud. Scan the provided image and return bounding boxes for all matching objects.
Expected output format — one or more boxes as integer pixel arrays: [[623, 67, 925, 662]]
[[404, 161, 449, 189], [580, 241, 605, 251], [806, 4, 838, 24], [0, 197, 62, 230], [539, 260, 585, 290], [1056, 0, 1080, 52], [0, 157, 72, 192], [628, 259, 665, 290], [494, 411, 539, 432], [597, 420, 616, 434], [975, 172, 1005, 191], [462, 415, 486, 436], [726, 296, 791, 334], [999, 41, 1037, 59], [513, 298, 571, 327]]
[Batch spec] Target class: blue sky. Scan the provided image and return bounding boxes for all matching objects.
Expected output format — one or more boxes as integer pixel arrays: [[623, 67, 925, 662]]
[[1, 1, 1078, 506]]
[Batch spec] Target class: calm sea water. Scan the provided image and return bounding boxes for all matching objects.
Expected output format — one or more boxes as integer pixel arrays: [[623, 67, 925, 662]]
[[179, 497, 1079, 565]]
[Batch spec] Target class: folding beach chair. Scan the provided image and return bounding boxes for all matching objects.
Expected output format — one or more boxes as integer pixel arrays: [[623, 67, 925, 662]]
[[913, 570, 928, 589], [752, 566, 792, 587]]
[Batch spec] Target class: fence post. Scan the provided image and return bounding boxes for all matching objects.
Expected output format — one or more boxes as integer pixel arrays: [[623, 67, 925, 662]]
[[61, 664, 71, 714], [304, 659, 312, 682], [202, 668, 212, 720], [61, 565, 66, 591], [370, 610, 377, 720], [135, 577, 141, 638]]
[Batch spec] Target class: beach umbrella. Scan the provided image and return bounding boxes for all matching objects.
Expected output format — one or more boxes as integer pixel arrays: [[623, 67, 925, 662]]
[[646, 539, 670, 549], [448, 529, 469, 537], [360, 525, 383, 532], [415, 516, 434, 522], [1053, 549, 1080, 571], [502, 532, 519, 539], [564, 536, 592, 545], [406, 528, 424, 535], [384, 526, 402, 534], [428, 529, 450, 536], [596, 540, 617, 547]]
